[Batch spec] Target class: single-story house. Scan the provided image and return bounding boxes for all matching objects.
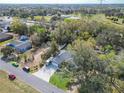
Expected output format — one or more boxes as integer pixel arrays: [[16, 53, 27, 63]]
[[0, 21, 10, 29], [61, 15, 80, 20], [46, 50, 72, 67], [7, 40, 32, 53], [61, 15, 72, 19], [19, 35, 29, 41], [0, 33, 13, 42], [68, 16, 80, 20]]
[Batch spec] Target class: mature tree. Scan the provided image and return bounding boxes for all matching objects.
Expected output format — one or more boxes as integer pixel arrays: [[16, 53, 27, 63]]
[[110, 51, 124, 80], [30, 15, 34, 20], [31, 34, 41, 47], [97, 30, 124, 50], [67, 39, 123, 93], [11, 18, 28, 35], [31, 26, 50, 47], [50, 15, 61, 22], [41, 39, 59, 62], [41, 16, 46, 24], [50, 39, 59, 56], [29, 25, 39, 35], [52, 22, 76, 45], [0, 28, 2, 32], [1, 46, 15, 57], [122, 20, 124, 24], [28, 25, 35, 35]]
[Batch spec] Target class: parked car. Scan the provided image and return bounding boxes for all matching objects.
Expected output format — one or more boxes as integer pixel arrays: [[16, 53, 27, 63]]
[[11, 62, 19, 67], [8, 74, 16, 80], [22, 66, 30, 73]]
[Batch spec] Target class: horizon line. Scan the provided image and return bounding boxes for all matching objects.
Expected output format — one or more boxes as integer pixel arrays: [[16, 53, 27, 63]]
[[0, 3, 124, 5]]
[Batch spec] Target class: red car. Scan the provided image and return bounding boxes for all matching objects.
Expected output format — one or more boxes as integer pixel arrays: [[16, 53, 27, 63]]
[[8, 74, 16, 80]]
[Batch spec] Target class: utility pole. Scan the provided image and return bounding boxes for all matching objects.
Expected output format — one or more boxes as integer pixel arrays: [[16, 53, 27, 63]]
[[100, 0, 104, 6]]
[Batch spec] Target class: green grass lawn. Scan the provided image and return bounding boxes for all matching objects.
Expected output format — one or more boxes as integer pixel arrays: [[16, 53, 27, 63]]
[[0, 70, 40, 93], [50, 73, 70, 90], [0, 39, 12, 46]]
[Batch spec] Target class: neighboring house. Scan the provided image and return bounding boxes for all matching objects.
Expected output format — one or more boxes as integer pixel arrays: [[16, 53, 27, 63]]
[[61, 15, 80, 20], [7, 40, 32, 53], [25, 20, 36, 26], [68, 16, 80, 20], [1, 28, 9, 33], [0, 16, 12, 33], [0, 33, 13, 42], [61, 15, 72, 19], [0, 21, 10, 33], [0, 19, 10, 28], [19, 35, 29, 41]]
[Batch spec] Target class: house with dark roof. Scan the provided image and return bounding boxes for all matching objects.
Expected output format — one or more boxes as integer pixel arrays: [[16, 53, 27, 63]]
[[0, 20, 10, 28], [0, 33, 13, 42], [46, 50, 72, 67], [7, 40, 32, 53], [0, 17, 12, 33], [19, 35, 29, 41]]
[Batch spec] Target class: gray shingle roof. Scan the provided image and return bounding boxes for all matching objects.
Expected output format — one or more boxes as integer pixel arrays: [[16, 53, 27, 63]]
[[10, 40, 22, 45], [51, 50, 72, 66], [16, 41, 31, 49], [0, 33, 13, 42]]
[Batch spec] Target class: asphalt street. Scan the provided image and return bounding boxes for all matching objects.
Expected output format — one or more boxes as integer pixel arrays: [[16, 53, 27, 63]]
[[0, 59, 65, 93]]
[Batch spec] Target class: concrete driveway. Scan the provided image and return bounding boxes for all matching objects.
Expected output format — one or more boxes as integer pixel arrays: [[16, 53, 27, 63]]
[[33, 50, 72, 82], [33, 64, 58, 82]]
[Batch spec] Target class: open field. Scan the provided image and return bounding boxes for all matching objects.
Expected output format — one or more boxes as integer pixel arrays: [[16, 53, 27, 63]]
[[0, 70, 40, 93], [27, 16, 52, 22]]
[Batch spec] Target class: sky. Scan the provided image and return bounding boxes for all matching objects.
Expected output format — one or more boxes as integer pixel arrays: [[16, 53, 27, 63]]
[[0, 0, 124, 4]]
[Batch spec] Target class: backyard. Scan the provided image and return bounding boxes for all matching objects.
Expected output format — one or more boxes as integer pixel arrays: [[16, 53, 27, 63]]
[[0, 70, 40, 93]]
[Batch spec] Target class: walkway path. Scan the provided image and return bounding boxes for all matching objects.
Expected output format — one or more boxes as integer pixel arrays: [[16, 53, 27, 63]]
[[33, 64, 57, 82]]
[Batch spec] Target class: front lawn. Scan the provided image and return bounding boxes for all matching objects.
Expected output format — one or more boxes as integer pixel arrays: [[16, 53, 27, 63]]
[[0, 70, 40, 93], [0, 39, 12, 46], [50, 73, 70, 90]]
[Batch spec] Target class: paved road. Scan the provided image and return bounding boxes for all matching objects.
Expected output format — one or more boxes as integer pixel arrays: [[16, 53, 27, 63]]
[[0, 59, 65, 93]]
